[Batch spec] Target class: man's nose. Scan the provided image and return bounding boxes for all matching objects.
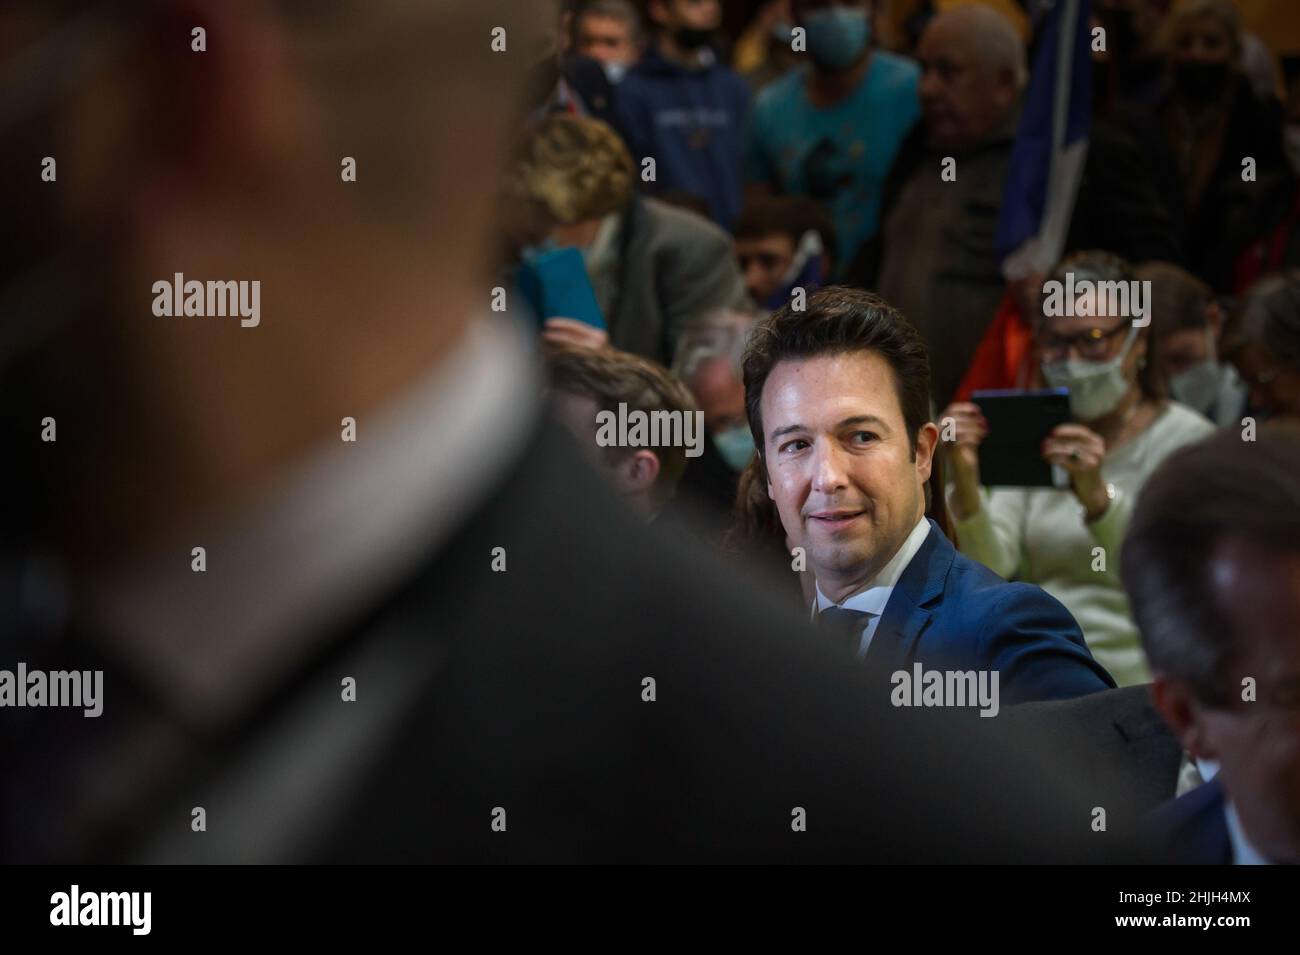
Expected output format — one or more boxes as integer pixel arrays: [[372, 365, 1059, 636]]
[[811, 439, 849, 494]]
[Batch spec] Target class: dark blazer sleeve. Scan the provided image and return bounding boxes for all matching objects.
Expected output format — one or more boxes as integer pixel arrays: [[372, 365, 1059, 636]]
[[974, 582, 1117, 705]]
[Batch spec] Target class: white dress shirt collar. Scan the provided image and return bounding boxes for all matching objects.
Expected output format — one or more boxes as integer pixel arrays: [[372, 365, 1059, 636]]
[[814, 515, 932, 616], [87, 315, 540, 730], [1225, 800, 1272, 865]]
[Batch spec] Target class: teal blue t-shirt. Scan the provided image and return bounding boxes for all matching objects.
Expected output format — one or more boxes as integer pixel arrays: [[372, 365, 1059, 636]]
[[744, 51, 921, 275]]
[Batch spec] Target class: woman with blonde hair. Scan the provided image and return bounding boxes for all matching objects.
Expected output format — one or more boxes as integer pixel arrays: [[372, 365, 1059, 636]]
[[507, 113, 746, 364]]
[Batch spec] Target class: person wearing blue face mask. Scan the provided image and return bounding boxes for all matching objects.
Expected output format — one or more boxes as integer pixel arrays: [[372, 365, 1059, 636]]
[[662, 307, 764, 542], [674, 308, 761, 472], [802, 2, 871, 71], [744, 0, 920, 277]]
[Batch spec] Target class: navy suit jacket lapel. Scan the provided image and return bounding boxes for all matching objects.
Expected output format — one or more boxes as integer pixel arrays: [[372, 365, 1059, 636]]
[[864, 520, 952, 673]]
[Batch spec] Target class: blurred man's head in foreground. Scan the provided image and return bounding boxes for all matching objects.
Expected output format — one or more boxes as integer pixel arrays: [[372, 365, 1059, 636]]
[[1124, 425, 1300, 863], [0, 0, 542, 565]]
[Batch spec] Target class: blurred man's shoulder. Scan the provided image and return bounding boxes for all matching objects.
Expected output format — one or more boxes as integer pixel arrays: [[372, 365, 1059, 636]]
[[431, 418, 810, 647]]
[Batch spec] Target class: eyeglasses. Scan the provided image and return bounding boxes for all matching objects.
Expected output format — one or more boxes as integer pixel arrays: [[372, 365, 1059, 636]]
[[1037, 324, 1133, 362]]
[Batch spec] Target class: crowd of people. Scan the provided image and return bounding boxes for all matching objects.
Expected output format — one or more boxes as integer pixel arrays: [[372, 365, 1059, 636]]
[[3, 0, 1298, 867], [522, 0, 1300, 863]]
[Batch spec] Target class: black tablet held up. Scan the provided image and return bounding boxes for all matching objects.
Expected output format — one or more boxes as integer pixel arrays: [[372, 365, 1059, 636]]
[[969, 389, 1072, 488]]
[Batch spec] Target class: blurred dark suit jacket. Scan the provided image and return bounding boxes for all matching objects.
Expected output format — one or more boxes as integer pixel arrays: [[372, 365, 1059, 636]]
[[996, 684, 1182, 836], [5, 423, 1120, 864]]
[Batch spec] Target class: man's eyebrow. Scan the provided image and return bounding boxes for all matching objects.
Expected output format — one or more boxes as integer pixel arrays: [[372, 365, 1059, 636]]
[[839, 415, 891, 430], [769, 416, 892, 440], [770, 423, 807, 440]]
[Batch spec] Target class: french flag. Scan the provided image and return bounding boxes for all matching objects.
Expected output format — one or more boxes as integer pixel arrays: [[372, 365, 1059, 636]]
[[996, 0, 1094, 280]]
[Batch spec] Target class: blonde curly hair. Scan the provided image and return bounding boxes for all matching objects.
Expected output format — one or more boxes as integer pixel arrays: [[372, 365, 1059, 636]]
[[509, 115, 636, 226]]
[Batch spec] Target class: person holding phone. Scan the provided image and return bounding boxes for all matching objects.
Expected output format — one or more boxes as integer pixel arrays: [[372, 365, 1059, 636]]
[[507, 114, 747, 364], [940, 252, 1216, 686]]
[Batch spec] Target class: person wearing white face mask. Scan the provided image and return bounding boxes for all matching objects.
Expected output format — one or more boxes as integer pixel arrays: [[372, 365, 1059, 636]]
[[572, 0, 644, 85], [941, 252, 1216, 687], [1138, 261, 1248, 428]]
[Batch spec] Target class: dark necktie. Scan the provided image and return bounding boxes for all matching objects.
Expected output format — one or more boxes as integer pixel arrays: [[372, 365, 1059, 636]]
[[817, 606, 870, 658]]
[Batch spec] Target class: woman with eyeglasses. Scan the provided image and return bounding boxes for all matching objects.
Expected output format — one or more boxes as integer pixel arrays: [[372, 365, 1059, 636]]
[[1222, 268, 1300, 422], [939, 251, 1216, 686]]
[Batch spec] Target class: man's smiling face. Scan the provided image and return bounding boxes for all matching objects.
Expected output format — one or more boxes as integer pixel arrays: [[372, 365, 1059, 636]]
[[761, 350, 936, 602]]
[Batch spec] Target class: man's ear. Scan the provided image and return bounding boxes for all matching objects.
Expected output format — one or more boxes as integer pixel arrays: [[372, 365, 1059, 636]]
[[1151, 673, 1214, 760], [915, 421, 940, 483], [617, 450, 661, 496]]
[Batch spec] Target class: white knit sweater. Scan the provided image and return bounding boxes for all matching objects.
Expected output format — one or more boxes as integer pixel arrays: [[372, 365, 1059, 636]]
[[950, 402, 1217, 687]]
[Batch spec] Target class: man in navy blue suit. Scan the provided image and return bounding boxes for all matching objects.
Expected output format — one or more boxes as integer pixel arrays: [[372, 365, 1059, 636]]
[[1125, 426, 1300, 865], [742, 286, 1115, 705]]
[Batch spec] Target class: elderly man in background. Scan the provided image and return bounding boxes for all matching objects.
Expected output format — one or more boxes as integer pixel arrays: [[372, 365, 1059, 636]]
[[848, 3, 1027, 409]]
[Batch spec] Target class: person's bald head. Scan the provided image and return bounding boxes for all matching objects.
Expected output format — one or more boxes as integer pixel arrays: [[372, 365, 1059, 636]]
[[917, 4, 1026, 153]]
